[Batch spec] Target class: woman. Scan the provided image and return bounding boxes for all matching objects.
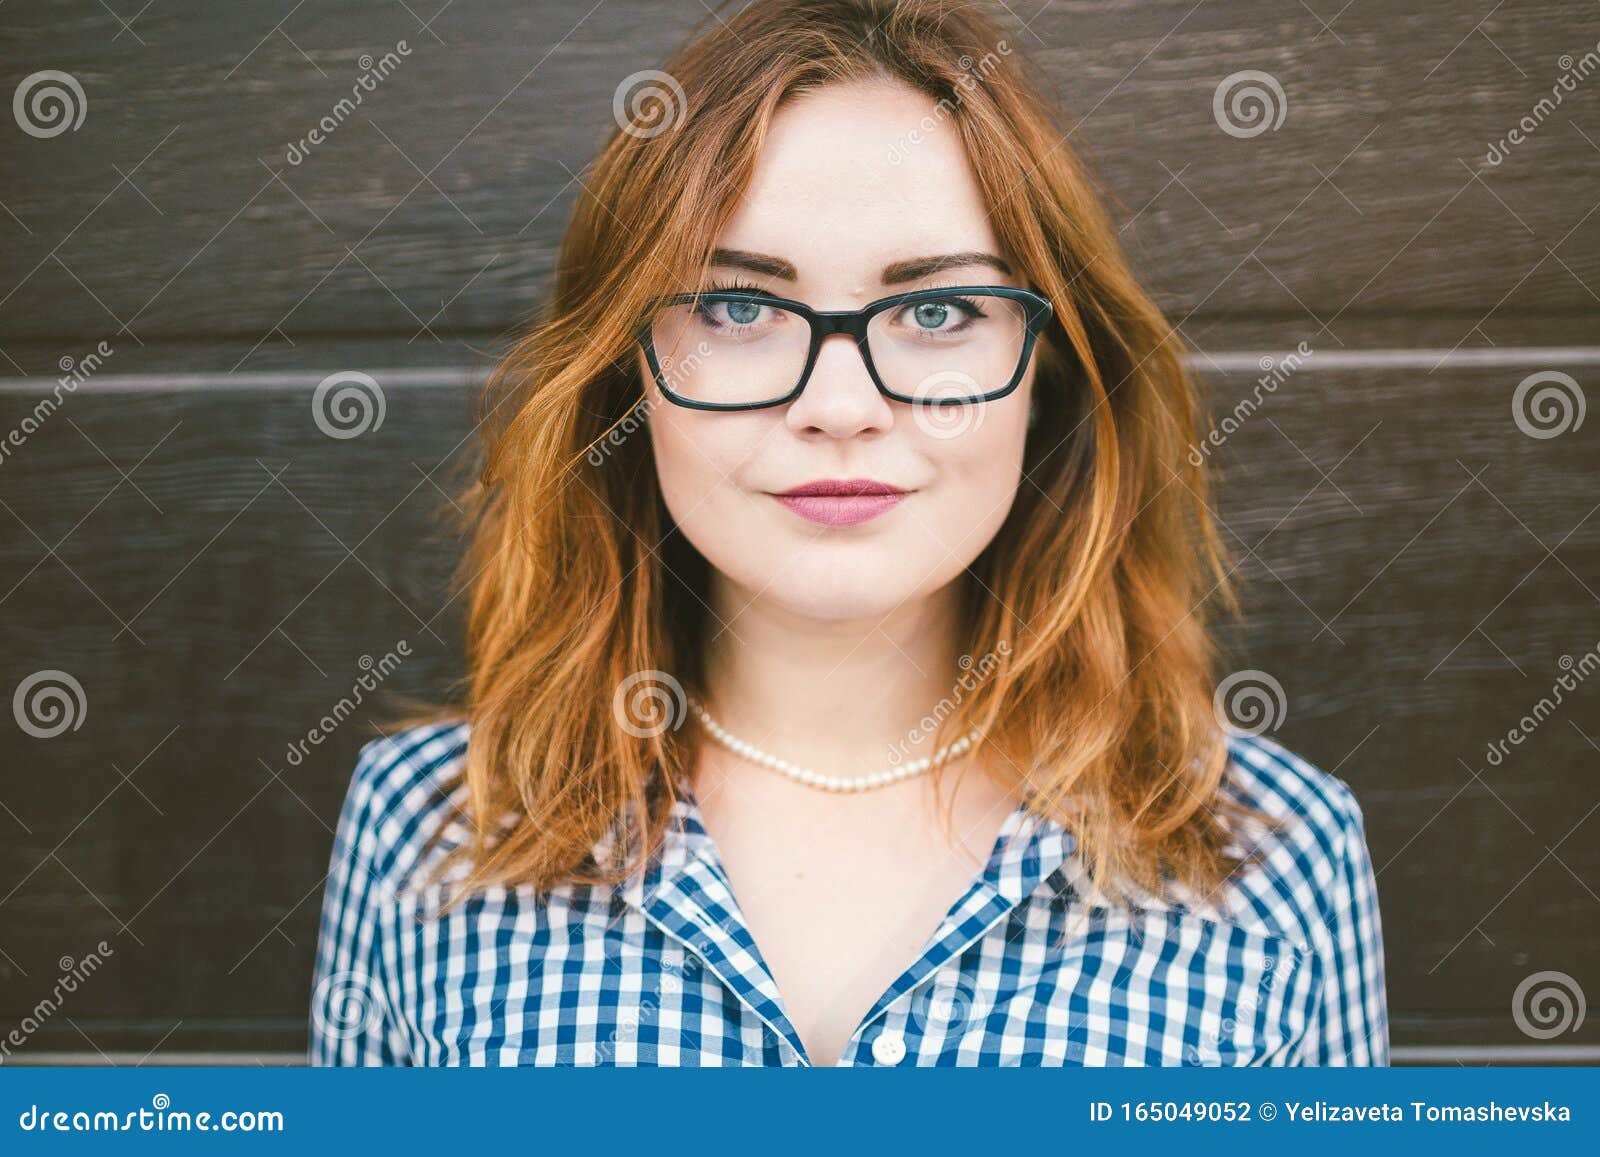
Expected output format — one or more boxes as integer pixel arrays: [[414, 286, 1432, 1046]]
[[311, 0, 1387, 1067]]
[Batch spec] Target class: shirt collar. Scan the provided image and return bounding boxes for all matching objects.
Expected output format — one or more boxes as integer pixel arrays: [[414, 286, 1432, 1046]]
[[617, 774, 1077, 1066]]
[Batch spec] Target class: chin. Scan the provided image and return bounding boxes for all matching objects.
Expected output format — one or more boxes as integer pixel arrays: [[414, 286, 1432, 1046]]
[[753, 544, 960, 621], [762, 580, 913, 623]]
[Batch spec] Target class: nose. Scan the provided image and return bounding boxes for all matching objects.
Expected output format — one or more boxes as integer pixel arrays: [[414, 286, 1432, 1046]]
[[783, 332, 894, 438]]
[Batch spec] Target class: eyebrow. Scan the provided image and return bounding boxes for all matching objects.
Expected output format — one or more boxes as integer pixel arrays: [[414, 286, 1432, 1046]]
[[709, 248, 1013, 284]]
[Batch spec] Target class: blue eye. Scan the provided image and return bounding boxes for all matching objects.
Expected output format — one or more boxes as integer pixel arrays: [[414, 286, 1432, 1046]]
[[900, 295, 985, 334], [725, 299, 761, 326], [692, 278, 774, 329]]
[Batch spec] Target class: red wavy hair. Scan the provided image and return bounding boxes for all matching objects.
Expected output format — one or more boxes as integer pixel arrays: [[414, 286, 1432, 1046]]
[[417, 0, 1256, 908]]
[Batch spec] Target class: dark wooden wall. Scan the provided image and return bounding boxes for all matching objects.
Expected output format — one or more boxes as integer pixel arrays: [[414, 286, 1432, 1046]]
[[1, 0, 1596, 1063]]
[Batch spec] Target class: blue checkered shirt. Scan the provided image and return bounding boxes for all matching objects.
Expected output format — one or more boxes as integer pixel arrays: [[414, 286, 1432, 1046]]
[[310, 721, 1388, 1066]]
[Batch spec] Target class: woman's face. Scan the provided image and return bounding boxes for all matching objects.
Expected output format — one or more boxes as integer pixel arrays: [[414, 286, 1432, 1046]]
[[644, 78, 1038, 622]]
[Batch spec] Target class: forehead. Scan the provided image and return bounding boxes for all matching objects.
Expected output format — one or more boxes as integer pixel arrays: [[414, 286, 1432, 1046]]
[[715, 79, 1002, 287]]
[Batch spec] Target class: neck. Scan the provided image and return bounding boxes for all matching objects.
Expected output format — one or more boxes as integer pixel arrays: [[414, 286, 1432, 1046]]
[[698, 576, 971, 778]]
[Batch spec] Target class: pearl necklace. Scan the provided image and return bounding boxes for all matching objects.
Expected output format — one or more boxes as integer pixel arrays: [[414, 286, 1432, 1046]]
[[687, 696, 982, 793]]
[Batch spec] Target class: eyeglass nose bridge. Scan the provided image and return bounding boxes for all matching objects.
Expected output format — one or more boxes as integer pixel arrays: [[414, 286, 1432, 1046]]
[[808, 307, 875, 343], [812, 307, 876, 334], [793, 308, 886, 403]]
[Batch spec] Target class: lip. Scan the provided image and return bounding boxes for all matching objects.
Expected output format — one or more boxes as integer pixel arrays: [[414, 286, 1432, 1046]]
[[769, 478, 909, 527]]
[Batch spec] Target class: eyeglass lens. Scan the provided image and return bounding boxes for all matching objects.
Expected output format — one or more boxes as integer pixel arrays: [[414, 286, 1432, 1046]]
[[649, 290, 1030, 407]]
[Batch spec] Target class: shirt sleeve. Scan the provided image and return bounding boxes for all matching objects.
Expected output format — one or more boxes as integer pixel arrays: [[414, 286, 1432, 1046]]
[[1303, 790, 1390, 1064], [309, 739, 410, 1065]]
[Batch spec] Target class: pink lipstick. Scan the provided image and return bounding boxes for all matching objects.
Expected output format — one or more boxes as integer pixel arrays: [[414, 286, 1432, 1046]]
[[771, 478, 908, 527]]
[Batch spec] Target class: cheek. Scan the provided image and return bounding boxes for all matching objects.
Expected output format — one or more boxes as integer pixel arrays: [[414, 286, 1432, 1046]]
[[647, 405, 775, 570], [649, 407, 724, 512], [647, 408, 702, 511], [643, 361, 724, 509], [917, 398, 1030, 553]]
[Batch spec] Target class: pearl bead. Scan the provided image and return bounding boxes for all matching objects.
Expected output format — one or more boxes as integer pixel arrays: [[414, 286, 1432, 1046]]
[[686, 695, 981, 793]]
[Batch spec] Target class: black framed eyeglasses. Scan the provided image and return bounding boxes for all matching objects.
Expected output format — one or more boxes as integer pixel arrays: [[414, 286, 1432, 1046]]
[[635, 284, 1054, 411]]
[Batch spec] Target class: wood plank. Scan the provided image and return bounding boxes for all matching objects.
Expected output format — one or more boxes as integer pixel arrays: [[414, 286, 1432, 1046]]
[[2, 0, 1596, 349], [1, 342, 1595, 1056]]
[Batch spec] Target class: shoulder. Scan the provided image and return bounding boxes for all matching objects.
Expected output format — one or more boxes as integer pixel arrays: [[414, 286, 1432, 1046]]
[[334, 719, 473, 889], [1220, 729, 1367, 857], [1204, 730, 1374, 945]]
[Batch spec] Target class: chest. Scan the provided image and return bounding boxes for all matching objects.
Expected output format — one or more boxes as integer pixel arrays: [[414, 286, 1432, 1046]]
[[378, 883, 1312, 1066], [373, 770, 1316, 1066], [690, 767, 1017, 1066]]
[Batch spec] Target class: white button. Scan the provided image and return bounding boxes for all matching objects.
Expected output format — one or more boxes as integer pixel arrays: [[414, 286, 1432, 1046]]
[[871, 1029, 906, 1065]]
